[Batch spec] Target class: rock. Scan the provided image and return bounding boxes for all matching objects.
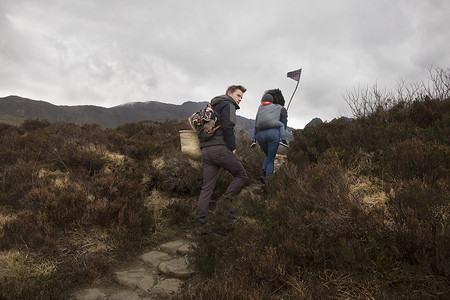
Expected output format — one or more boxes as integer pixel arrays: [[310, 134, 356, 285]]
[[73, 288, 106, 300], [140, 250, 171, 267], [158, 257, 194, 278], [72, 235, 197, 299], [151, 278, 183, 298], [114, 268, 155, 292], [109, 290, 140, 300], [160, 240, 187, 254], [177, 243, 194, 255]]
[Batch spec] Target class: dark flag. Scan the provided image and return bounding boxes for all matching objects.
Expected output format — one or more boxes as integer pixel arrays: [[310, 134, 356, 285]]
[[287, 68, 302, 82]]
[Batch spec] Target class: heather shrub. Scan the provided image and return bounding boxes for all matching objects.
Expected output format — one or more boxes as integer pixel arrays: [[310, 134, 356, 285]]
[[161, 198, 195, 228], [0, 160, 35, 208], [38, 184, 90, 229], [383, 139, 449, 184], [0, 211, 47, 251], [0, 244, 110, 300], [387, 179, 449, 275], [19, 119, 52, 132], [113, 120, 189, 159], [148, 150, 203, 196], [0, 120, 180, 298], [190, 220, 287, 298], [235, 130, 266, 182], [0, 124, 21, 166], [191, 116, 449, 298], [409, 96, 447, 128], [187, 276, 275, 299], [291, 96, 449, 173], [87, 168, 153, 239], [54, 142, 106, 174], [264, 161, 380, 271]]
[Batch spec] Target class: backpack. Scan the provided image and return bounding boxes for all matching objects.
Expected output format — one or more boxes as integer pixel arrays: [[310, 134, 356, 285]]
[[188, 103, 221, 142]]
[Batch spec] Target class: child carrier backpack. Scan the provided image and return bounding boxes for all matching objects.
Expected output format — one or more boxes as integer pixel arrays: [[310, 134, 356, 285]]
[[188, 103, 221, 142]]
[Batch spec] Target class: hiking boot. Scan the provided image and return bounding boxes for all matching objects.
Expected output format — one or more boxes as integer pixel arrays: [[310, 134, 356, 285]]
[[193, 220, 208, 236], [260, 169, 267, 185], [279, 138, 290, 147], [250, 139, 257, 148]]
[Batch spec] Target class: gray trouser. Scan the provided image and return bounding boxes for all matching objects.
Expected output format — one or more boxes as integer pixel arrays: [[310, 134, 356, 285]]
[[196, 145, 247, 223]]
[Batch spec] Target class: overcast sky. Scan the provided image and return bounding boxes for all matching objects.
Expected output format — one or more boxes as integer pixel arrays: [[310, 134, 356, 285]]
[[1, 0, 449, 129]]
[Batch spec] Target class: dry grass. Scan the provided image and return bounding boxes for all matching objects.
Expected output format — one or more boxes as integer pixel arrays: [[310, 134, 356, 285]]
[[348, 174, 388, 208], [69, 228, 114, 254], [0, 250, 56, 280]]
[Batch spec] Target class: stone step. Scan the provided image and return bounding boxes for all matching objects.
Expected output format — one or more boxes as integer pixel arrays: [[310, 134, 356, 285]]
[[159, 240, 188, 254], [114, 268, 155, 292], [73, 288, 106, 300], [158, 257, 194, 278], [140, 250, 171, 268], [151, 278, 183, 298], [72, 235, 196, 299], [109, 290, 141, 300]]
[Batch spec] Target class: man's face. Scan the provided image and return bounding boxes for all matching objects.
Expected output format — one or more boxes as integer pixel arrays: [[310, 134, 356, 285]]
[[228, 89, 244, 105]]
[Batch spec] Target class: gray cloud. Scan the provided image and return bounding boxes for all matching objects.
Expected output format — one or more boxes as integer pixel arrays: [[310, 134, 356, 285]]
[[1, 0, 449, 128]]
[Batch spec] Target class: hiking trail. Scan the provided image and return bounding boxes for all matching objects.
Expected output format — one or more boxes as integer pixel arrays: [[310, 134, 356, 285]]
[[71, 232, 197, 300]]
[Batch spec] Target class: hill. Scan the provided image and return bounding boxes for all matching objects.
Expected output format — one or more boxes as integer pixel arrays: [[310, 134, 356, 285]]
[[0, 94, 449, 298], [1, 67, 448, 298], [0, 95, 260, 135]]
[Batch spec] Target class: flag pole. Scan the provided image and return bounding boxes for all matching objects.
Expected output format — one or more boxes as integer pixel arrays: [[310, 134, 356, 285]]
[[287, 79, 299, 111]]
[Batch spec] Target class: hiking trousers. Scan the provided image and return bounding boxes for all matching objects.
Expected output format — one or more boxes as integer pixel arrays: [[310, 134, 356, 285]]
[[256, 128, 280, 179], [196, 145, 247, 223]]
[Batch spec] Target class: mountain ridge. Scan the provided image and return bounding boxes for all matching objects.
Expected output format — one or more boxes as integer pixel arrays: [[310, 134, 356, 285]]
[[0, 95, 298, 138]]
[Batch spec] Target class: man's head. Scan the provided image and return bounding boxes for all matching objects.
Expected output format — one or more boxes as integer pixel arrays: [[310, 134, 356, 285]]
[[226, 85, 246, 105]]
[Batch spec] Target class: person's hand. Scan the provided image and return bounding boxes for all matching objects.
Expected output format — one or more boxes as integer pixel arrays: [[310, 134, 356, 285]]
[[232, 149, 240, 160]]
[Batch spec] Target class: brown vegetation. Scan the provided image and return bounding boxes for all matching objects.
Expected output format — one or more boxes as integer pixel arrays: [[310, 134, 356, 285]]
[[188, 69, 449, 299], [1, 68, 449, 299]]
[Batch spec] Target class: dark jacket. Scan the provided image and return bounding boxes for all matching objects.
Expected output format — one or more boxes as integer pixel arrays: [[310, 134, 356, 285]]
[[199, 94, 240, 151]]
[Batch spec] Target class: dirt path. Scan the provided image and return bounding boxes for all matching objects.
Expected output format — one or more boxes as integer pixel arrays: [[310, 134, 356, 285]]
[[71, 232, 197, 300]]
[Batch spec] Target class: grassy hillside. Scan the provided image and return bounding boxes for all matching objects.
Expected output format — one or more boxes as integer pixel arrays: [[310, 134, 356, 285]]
[[0, 68, 449, 299]]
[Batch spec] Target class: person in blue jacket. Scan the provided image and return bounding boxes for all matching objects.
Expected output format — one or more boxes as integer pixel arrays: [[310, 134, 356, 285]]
[[250, 89, 288, 181]]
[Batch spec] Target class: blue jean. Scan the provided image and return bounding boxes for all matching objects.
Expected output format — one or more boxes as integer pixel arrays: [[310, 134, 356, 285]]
[[251, 122, 286, 140], [256, 128, 280, 179]]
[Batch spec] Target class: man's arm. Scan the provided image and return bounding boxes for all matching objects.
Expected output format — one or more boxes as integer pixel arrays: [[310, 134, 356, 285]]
[[220, 103, 237, 151]]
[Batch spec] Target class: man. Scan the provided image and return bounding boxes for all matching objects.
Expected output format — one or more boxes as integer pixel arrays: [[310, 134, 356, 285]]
[[195, 85, 248, 233]]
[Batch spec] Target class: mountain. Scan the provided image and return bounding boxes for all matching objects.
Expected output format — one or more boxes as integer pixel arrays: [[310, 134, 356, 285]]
[[304, 117, 323, 128], [0, 95, 258, 135]]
